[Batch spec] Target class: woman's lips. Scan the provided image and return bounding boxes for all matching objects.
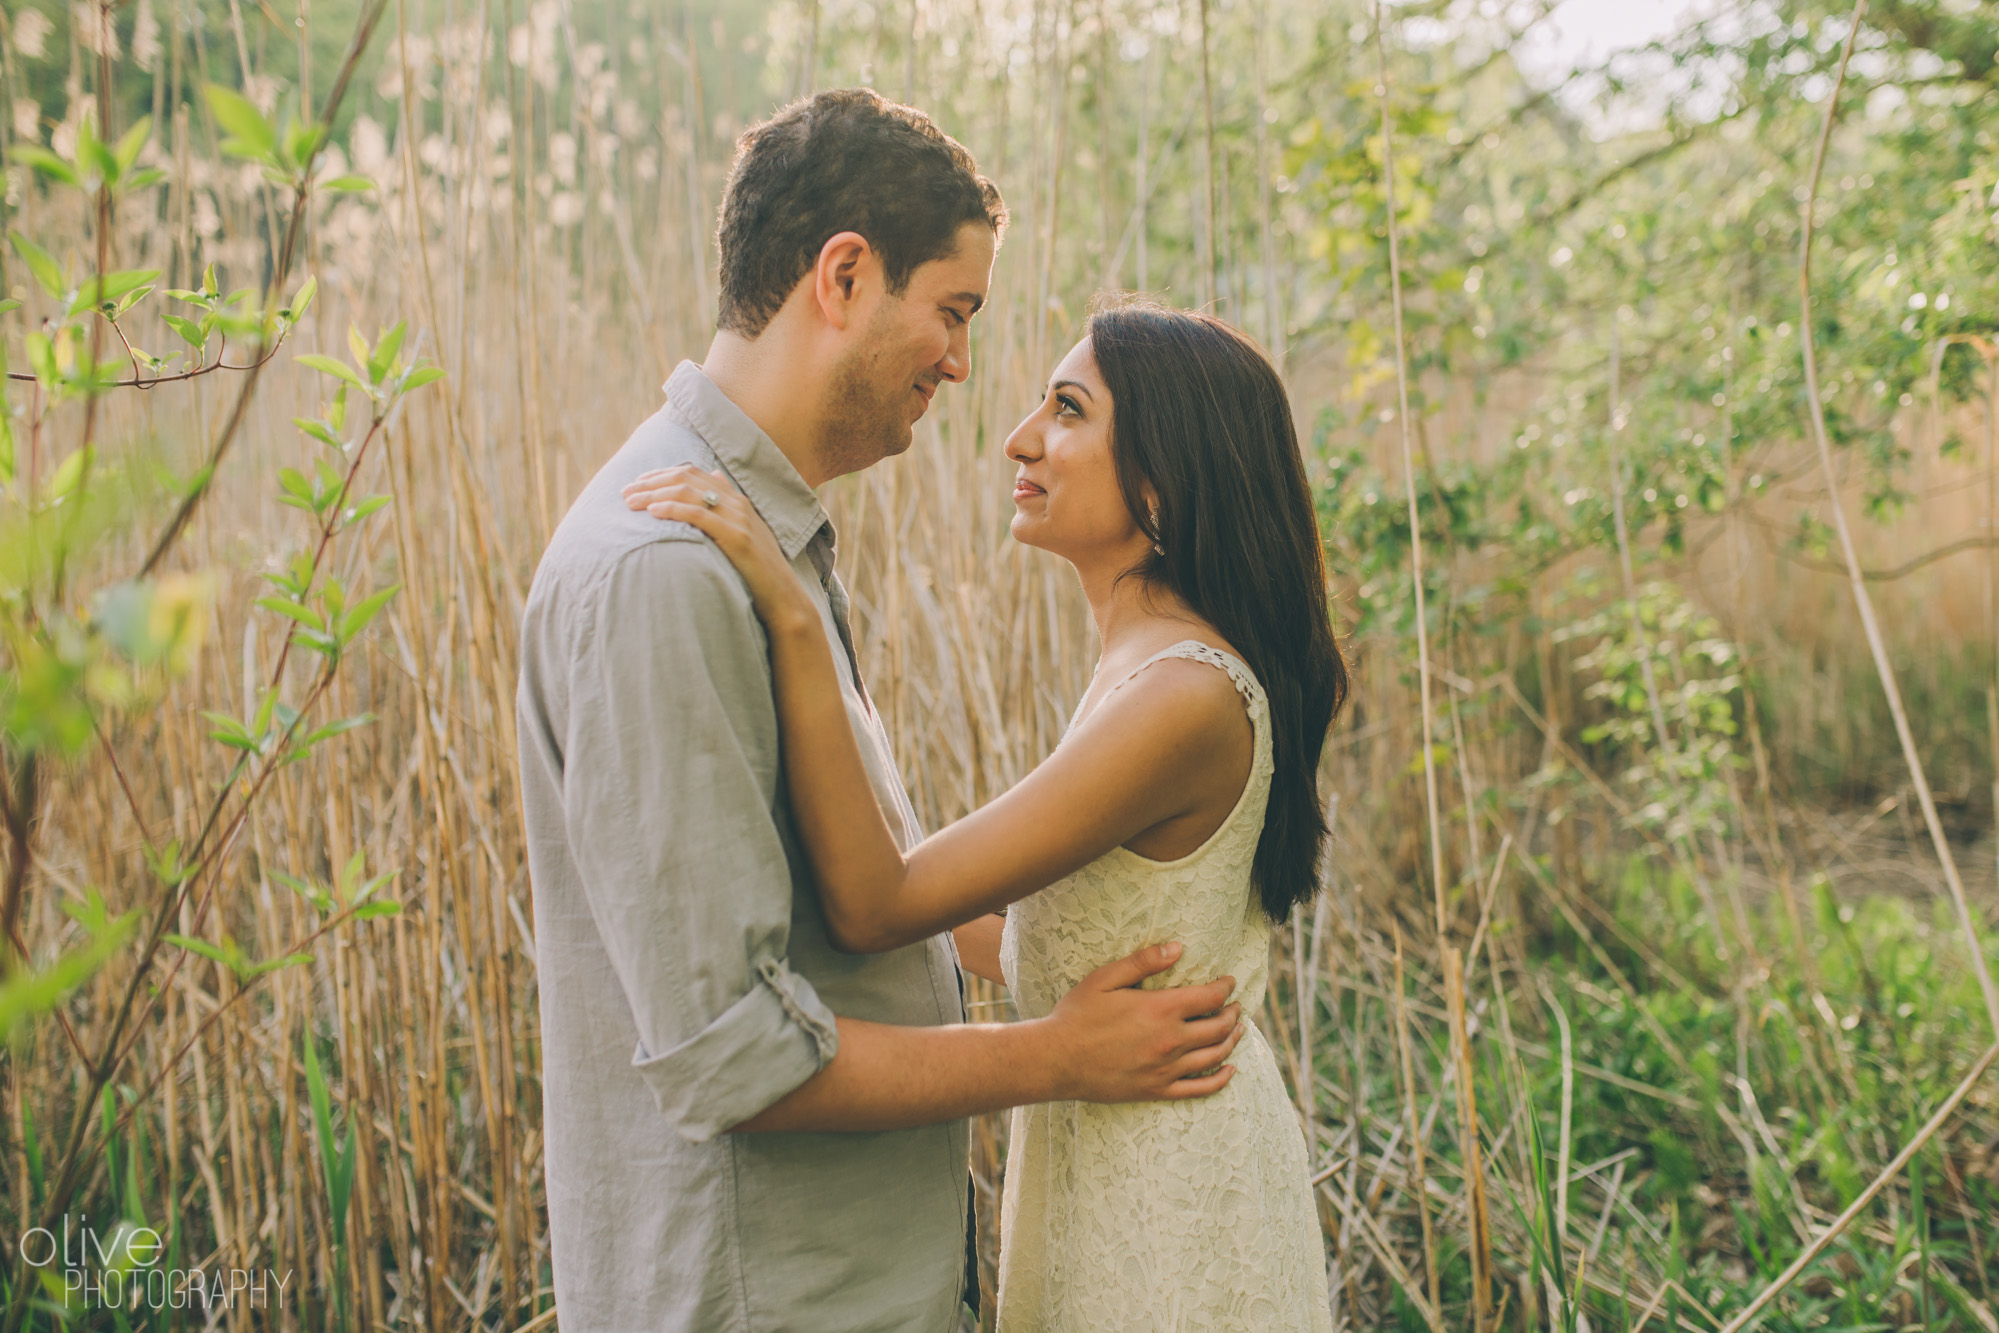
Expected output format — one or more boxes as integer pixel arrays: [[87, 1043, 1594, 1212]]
[[1012, 481, 1045, 502]]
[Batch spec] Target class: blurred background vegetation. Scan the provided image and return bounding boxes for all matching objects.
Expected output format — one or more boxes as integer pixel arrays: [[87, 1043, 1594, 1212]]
[[2, 0, 1997, 1327]]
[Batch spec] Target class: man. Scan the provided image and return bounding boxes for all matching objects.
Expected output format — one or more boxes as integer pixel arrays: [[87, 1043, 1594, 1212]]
[[516, 88, 1243, 1331]]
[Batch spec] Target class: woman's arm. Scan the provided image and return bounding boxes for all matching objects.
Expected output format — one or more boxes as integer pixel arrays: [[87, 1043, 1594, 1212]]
[[622, 466, 934, 949], [953, 914, 1007, 985], [626, 466, 1252, 955], [759, 607, 1250, 952]]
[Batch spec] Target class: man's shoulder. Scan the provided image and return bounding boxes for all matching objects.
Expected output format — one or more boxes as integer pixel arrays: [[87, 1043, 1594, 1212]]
[[528, 405, 737, 606]]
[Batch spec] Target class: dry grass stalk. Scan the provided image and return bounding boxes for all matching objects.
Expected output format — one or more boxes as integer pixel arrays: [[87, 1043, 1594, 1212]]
[[1370, 0, 1449, 943], [1719, 1038, 1999, 1333], [1791, 0, 1999, 1038], [1392, 926, 1443, 1319], [1442, 944, 1495, 1328]]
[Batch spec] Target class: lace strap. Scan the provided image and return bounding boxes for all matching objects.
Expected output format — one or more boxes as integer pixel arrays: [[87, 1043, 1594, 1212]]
[[1105, 639, 1265, 708]]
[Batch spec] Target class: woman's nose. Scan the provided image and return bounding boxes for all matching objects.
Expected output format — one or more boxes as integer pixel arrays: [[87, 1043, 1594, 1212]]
[[1003, 416, 1040, 462]]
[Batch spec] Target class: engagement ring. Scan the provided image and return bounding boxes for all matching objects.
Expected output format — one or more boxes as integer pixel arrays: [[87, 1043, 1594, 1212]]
[[700, 490, 720, 508]]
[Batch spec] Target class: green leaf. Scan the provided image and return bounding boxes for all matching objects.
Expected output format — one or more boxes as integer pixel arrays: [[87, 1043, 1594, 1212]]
[[320, 175, 376, 193], [10, 233, 64, 299], [76, 111, 115, 183], [45, 446, 94, 503], [113, 117, 153, 175], [204, 85, 277, 162], [399, 365, 446, 393], [290, 274, 318, 321], [367, 322, 407, 384], [277, 465, 314, 501], [111, 285, 156, 319], [300, 713, 376, 749], [0, 342, 12, 488], [337, 584, 401, 644], [244, 952, 313, 979], [255, 595, 325, 630], [8, 145, 80, 187], [352, 900, 402, 920], [163, 933, 231, 967], [271, 870, 334, 914], [0, 298, 20, 315], [198, 709, 258, 751], [146, 841, 193, 888], [296, 353, 370, 392], [313, 457, 346, 508], [124, 167, 168, 191], [342, 494, 392, 524], [281, 121, 326, 172], [293, 417, 342, 448], [163, 313, 208, 349], [77, 268, 162, 311], [0, 927, 133, 1042], [25, 332, 57, 385], [302, 1035, 355, 1242]]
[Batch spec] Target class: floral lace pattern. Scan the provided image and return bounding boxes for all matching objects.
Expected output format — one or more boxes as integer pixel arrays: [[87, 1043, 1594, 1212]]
[[997, 642, 1333, 1331]]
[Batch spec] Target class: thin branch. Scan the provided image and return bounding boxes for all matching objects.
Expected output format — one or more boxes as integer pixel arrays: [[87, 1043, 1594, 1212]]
[[4, 333, 289, 389], [1767, 532, 1999, 583], [134, 0, 390, 579]]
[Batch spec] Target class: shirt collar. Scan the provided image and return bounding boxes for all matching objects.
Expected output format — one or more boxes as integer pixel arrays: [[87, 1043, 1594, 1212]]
[[663, 360, 830, 562]]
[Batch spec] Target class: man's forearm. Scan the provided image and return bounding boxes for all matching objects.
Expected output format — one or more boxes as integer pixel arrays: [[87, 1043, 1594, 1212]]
[[728, 1015, 1062, 1134]]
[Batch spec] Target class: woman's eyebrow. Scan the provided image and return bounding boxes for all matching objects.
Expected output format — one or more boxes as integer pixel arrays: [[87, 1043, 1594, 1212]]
[[1049, 378, 1094, 400]]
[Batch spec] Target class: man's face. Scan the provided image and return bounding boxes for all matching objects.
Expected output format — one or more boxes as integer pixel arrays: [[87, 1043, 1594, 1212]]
[[820, 221, 996, 478]]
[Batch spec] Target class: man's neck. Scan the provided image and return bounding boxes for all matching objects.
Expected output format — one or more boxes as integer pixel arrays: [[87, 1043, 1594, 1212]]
[[701, 329, 830, 488]]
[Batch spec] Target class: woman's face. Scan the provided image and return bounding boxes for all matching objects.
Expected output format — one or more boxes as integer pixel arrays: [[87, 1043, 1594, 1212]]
[[1004, 338, 1151, 568]]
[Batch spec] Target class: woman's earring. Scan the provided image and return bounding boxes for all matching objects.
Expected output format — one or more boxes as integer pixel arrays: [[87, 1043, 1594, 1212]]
[[1148, 503, 1163, 556]]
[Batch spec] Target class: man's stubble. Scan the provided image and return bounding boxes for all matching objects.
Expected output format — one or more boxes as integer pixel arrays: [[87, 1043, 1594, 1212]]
[[819, 301, 919, 480]]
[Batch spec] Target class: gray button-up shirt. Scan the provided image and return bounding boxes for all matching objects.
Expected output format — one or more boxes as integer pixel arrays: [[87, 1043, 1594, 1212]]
[[517, 361, 970, 1331]]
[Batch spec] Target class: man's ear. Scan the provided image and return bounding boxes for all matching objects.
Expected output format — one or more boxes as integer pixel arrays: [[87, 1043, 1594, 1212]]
[[812, 231, 874, 331]]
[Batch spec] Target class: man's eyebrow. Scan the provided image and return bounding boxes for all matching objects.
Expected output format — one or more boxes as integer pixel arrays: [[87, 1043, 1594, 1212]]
[[1049, 378, 1094, 400], [949, 291, 986, 316]]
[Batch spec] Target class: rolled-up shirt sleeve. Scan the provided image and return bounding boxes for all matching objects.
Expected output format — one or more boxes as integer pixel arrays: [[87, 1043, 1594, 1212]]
[[562, 535, 838, 1143]]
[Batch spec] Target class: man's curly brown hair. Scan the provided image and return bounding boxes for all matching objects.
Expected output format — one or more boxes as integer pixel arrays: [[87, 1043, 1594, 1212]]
[[714, 88, 1007, 338]]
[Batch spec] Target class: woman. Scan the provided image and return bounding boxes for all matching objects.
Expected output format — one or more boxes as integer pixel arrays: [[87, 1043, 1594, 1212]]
[[623, 300, 1346, 1329]]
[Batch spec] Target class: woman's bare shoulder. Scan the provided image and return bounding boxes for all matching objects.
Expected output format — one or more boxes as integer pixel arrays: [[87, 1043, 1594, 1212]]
[[1085, 646, 1254, 757]]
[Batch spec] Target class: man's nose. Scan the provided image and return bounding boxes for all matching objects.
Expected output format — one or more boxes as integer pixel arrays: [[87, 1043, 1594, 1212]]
[[938, 324, 971, 384]]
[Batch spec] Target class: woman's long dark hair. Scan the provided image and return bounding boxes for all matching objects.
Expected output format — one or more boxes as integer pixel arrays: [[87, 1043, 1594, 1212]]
[[1088, 297, 1348, 923]]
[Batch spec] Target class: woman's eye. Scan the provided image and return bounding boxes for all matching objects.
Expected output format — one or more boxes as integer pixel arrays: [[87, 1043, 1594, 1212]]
[[1054, 394, 1081, 418]]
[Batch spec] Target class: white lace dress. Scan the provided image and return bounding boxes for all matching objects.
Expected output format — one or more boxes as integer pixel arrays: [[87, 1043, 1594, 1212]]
[[996, 641, 1333, 1331]]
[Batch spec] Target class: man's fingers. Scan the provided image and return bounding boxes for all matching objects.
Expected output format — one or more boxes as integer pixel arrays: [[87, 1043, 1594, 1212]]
[[1161, 1065, 1236, 1100], [1172, 1004, 1241, 1052], [1083, 941, 1183, 992], [1171, 1021, 1245, 1077], [1161, 974, 1236, 1018]]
